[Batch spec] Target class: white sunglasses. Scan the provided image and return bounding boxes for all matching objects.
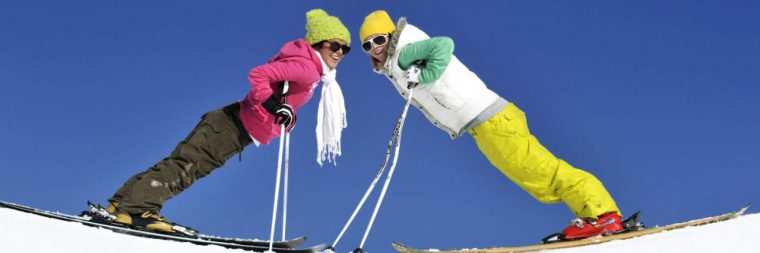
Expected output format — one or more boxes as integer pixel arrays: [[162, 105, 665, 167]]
[[362, 35, 389, 52]]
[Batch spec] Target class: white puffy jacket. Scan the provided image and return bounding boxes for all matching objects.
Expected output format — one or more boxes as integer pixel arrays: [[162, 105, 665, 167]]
[[380, 20, 500, 139]]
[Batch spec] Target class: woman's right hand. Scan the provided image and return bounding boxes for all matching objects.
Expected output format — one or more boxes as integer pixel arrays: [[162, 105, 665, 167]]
[[261, 95, 297, 131]]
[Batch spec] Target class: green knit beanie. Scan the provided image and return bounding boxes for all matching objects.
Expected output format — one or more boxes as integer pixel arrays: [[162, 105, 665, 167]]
[[304, 9, 351, 46]]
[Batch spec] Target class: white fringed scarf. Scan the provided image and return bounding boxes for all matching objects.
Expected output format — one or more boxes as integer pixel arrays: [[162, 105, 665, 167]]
[[314, 51, 347, 167]]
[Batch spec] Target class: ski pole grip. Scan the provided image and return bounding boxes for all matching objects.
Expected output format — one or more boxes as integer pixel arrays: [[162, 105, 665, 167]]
[[279, 81, 290, 101]]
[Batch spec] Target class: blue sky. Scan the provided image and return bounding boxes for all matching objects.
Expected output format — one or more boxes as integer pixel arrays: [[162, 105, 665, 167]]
[[1, 1, 759, 252]]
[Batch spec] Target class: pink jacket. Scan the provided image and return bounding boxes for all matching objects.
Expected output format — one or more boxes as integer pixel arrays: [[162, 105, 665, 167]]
[[238, 39, 323, 145]]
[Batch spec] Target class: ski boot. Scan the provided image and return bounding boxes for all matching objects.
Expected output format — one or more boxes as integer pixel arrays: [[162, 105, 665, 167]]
[[543, 212, 625, 243], [85, 201, 198, 237], [105, 201, 119, 216]]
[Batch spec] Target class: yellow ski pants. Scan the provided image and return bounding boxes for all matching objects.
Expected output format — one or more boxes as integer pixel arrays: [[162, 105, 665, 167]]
[[469, 103, 620, 218]]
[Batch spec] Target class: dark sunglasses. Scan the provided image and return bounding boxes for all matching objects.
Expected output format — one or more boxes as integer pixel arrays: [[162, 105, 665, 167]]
[[362, 35, 388, 52], [319, 40, 350, 55]]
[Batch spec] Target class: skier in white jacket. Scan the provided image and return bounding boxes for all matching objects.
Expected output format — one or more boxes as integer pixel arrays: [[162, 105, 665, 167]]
[[359, 10, 626, 241]]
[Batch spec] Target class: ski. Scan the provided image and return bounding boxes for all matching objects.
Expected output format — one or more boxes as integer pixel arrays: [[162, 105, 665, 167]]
[[82, 201, 307, 248], [392, 204, 750, 253], [0, 200, 323, 252]]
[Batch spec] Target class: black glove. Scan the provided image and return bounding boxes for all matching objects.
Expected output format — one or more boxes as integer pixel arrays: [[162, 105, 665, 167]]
[[262, 95, 297, 130]]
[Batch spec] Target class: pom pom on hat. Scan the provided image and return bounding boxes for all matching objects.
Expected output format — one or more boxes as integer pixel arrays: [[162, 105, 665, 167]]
[[305, 9, 351, 46]]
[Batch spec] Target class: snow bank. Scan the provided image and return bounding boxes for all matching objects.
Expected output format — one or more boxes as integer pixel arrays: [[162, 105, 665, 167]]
[[1, 205, 759, 252]]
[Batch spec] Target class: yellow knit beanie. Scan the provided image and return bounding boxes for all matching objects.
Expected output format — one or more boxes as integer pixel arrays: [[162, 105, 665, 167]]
[[360, 10, 396, 42], [305, 9, 351, 46]]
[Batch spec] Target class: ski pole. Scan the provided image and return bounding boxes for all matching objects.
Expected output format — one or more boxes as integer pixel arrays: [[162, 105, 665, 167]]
[[282, 80, 291, 242], [328, 67, 420, 253], [326, 115, 401, 252], [267, 81, 289, 253], [354, 85, 415, 253], [282, 112, 290, 241]]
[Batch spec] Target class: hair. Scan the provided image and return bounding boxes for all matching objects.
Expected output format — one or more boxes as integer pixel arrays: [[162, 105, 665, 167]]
[[312, 41, 325, 51]]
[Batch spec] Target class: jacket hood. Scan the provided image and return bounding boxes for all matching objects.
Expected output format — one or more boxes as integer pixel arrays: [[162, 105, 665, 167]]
[[270, 39, 324, 75]]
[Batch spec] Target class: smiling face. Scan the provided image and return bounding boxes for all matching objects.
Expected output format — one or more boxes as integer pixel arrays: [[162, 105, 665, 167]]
[[363, 33, 389, 68], [315, 39, 348, 70]]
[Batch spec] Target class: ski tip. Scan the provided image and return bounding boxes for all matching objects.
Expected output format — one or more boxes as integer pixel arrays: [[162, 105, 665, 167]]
[[392, 241, 416, 252], [739, 203, 751, 214], [312, 243, 330, 252], [392, 241, 409, 248], [392, 242, 428, 253]]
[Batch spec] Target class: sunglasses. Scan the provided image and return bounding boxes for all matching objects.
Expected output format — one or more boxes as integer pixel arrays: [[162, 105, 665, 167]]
[[362, 35, 388, 52], [320, 40, 350, 55]]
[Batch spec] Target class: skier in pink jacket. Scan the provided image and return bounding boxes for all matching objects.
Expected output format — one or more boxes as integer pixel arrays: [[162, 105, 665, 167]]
[[103, 9, 351, 235]]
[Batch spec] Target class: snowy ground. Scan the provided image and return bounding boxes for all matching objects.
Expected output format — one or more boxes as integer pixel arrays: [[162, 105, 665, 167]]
[[1, 205, 759, 253]]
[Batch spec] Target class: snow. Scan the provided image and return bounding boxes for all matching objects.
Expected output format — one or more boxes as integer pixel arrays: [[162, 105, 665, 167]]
[[1, 205, 760, 252], [0, 206, 247, 253]]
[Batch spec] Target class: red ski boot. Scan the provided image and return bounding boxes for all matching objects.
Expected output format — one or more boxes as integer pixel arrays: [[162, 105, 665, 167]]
[[564, 212, 624, 239], [543, 212, 624, 243]]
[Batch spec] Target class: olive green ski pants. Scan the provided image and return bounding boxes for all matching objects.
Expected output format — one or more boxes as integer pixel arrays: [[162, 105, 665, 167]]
[[110, 103, 252, 214]]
